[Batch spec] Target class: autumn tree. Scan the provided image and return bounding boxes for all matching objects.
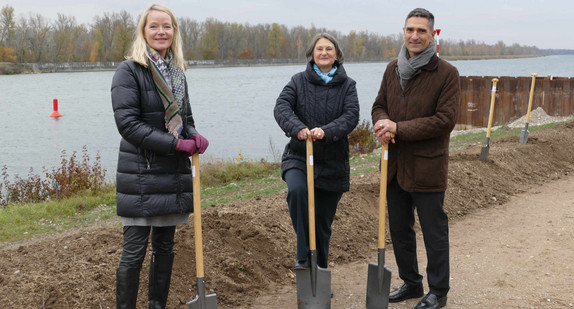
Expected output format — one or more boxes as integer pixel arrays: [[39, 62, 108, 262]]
[[91, 13, 115, 61], [179, 17, 202, 59], [111, 11, 135, 61], [267, 23, 283, 58], [200, 18, 222, 59], [0, 46, 16, 62], [22, 14, 51, 62], [0, 7, 546, 65], [52, 14, 77, 62], [0, 5, 16, 46], [237, 47, 254, 59]]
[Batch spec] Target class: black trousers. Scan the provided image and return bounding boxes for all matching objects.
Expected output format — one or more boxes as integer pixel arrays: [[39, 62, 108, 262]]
[[285, 168, 342, 268], [118, 226, 176, 269], [387, 177, 450, 297]]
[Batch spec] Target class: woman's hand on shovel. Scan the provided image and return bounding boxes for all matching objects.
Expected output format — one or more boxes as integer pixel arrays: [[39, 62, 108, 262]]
[[310, 128, 325, 141], [297, 128, 311, 140]]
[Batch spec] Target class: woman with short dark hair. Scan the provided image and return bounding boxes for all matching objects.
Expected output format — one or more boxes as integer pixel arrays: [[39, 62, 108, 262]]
[[274, 33, 360, 272]]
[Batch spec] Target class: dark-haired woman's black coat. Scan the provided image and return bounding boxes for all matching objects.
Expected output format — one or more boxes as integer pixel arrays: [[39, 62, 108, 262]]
[[274, 62, 360, 192]]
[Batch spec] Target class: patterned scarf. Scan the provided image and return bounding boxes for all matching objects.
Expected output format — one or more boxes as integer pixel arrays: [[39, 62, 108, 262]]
[[146, 45, 187, 138], [397, 40, 436, 89]]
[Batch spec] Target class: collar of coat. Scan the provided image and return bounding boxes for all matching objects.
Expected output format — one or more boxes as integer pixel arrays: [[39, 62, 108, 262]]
[[306, 61, 348, 86], [395, 54, 440, 72], [393, 54, 440, 84]]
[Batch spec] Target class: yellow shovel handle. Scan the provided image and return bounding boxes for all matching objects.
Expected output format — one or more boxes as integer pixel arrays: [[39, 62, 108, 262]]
[[486, 78, 499, 138], [525, 73, 538, 123], [192, 152, 204, 278], [378, 133, 394, 249], [306, 138, 317, 251]]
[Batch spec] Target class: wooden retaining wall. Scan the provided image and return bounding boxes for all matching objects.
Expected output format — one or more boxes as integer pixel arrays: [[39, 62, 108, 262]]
[[459, 76, 573, 128]]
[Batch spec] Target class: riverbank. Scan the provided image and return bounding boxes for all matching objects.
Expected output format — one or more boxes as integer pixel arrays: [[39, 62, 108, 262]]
[[0, 62, 33, 74], [2, 54, 546, 75]]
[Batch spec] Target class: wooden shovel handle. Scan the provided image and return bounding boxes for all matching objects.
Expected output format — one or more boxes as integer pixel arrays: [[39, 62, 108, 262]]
[[378, 134, 394, 249], [525, 73, 538, 123], [486, 78, 499, 138], [192, 152, 204, 278], [306, 138, 317, 251]]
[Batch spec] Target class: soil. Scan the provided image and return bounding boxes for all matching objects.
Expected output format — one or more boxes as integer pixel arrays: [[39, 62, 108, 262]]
[[1, 121, 574, 309]]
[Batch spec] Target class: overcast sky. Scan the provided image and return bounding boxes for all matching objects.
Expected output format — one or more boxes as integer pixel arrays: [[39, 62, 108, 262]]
[[4, 0, 572, 50]]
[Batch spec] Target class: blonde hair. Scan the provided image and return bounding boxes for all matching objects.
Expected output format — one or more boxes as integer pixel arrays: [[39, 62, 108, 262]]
[[128, 4, 187, 70]]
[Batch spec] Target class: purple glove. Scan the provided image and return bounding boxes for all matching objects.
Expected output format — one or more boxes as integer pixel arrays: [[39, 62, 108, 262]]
[[175, 139, 197, 156], [192, 134, 209, 154]]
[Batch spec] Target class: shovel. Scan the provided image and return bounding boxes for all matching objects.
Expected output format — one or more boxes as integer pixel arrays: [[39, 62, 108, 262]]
[[366, 139, 393, 309], [480, 78, 499, 162], [188, 153, 218, 309], [296, 138, 331, 309], [519, 73, 538, 144]]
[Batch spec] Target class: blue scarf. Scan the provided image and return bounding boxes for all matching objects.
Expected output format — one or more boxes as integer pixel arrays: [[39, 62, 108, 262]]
[[313, 64, 337, 84]]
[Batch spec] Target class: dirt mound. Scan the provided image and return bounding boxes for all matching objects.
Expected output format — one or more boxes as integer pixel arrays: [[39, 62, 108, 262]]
[[507, 107, 574, 128], [1, 121, 573, 308]]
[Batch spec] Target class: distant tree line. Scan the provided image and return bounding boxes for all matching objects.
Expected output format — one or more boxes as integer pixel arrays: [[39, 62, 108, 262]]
[[0, 5, 547, 64]]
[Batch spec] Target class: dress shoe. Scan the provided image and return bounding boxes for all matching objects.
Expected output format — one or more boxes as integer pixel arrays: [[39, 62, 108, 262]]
[[388, 283, 424, 303], [294, 260, 309, 270], [415, 293, 447, 309]]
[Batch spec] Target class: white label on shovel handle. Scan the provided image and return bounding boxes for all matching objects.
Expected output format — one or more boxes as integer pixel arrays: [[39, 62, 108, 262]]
[[309, 155, 314, 166], [384, 150, 388, 161], [192, 165, 196, 178], [492, 86, 497, 92]]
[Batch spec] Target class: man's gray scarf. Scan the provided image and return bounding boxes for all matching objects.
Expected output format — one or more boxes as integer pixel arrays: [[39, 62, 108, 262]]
[[397, 40, 437, 89]]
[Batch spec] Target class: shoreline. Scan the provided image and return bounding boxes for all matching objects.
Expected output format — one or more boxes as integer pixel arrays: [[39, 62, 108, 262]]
[[0, 54, 547, 75]]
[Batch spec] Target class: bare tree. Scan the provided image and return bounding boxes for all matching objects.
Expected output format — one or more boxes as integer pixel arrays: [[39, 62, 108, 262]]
[[51, 14, 78, 62], [111, 11, 135, 61], [22, 13, 51, 62], [91, 13, 115, 61], [0, 5, 16, 46], [179, 17, 202, 59]]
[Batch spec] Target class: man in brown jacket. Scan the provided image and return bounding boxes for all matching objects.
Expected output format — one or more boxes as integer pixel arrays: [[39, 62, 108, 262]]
[[371, 8, 460, 309]]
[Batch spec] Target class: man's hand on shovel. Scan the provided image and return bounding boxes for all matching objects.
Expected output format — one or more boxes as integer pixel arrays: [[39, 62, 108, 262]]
[[374, 119, 396, 146]]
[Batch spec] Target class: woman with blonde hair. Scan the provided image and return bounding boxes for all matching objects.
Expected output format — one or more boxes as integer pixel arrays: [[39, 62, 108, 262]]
[[111, 4, 209, 308]]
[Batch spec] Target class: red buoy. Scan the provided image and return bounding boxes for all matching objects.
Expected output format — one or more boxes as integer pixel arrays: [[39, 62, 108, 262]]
[[49, 98, 62, 117]]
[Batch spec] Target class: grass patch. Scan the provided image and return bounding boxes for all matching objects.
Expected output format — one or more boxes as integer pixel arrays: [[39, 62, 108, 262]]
[[0, 184, 116, 244], [449, 121, 568, 152], [350, 152, 381, 176], [201, 160, 281, 187]]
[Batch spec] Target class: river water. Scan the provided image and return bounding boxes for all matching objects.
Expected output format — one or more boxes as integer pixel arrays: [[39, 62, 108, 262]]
[[0, 55, 572, 179]]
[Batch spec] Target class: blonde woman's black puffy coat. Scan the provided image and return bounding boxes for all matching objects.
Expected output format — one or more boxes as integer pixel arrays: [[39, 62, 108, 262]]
[[111, 60, 198, 217], [274, 62, 360, 192]]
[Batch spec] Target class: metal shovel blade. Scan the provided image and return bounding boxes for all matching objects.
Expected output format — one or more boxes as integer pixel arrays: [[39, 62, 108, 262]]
[[479, 137, 490, 162], [479, 146, 489, 162], [187, 278, 218, 309], [366, 261, 392, 309], [296, 252, 331, 309], [519, 123, 530, 144]]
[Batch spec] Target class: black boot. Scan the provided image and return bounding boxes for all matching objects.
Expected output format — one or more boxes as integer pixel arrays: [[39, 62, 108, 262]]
[[116, 267, 141, 309], [148, 252, 175, 309]]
